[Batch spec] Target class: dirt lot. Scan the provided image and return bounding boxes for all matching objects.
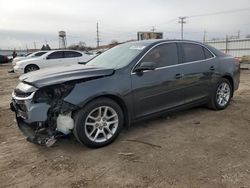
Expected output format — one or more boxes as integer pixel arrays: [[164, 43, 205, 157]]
[[0, 63, 250, 188]]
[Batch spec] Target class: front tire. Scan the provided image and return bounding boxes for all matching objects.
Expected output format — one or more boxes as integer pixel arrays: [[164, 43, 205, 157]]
[[208, 78, 232, 110], [24, 64, 39, 73], [73, 98, 124, 148]]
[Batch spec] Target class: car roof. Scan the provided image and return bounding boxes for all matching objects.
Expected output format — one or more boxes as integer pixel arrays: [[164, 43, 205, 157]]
[[126, 39, 205, 46], [48, 49, 82, 52], [124, 39, 224, 56], [38, 50, 83, 57]]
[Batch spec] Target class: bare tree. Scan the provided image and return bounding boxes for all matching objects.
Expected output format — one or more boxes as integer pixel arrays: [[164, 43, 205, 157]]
[[68, 41, 87, 51], [108, 40, 120, 48], [110, 40, 119, 45], [78, 41, 86, 48]]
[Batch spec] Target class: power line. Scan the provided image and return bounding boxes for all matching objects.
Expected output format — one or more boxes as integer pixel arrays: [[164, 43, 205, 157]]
[[176, 8, 250, 41], [187, 7, 250, 18]]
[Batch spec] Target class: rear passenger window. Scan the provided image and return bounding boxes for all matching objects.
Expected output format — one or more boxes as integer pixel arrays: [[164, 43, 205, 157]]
[[182, 43, 205, 63], [47, 51, 64, 59], [141, 43, 178, 68], [64, 51, 82, 58], [203, 47, 214, 59]]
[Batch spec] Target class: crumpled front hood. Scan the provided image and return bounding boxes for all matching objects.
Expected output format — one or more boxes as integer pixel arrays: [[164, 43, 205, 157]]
[[19, 64, 115, 88]]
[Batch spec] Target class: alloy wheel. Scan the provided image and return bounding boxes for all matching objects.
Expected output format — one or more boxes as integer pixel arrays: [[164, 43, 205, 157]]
[[26, 66, 38, 72], [216, 82, 231, 107], [84, 106, 119, 143]]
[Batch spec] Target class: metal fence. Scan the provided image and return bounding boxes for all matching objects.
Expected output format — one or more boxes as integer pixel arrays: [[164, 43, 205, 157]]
[[206, 38, 250, 57]]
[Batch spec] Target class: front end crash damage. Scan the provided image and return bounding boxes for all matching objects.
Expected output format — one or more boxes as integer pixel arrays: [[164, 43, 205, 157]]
[[10, 82, 79, 147]]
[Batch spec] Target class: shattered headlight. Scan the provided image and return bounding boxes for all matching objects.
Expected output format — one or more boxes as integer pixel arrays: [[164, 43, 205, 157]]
[[33, 83, 75, 103], [13, 82, 38, 98], [16, 82, 37, 93]]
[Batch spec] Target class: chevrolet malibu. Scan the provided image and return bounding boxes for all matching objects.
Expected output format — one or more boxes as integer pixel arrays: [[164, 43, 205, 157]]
[[10, 40, 240, 148]]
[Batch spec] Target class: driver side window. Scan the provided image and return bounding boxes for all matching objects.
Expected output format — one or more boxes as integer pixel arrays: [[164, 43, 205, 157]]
[[141, 43, 178, 68]]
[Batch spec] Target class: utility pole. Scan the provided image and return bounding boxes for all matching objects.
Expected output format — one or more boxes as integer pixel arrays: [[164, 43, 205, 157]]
[[225, 35, 229, 54], [151, 26, 155, 33], [33, 41, 36, 50], [203, 30, 207, 43], [237, 30, 240, 39], [178, 17, 186, 40], [25, 44, 28, 53], [96, 22, 100, 48]]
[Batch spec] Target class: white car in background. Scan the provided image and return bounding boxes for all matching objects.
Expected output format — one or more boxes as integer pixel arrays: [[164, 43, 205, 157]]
[[14, 50, 93, 74], [12, 51, 49, 66]]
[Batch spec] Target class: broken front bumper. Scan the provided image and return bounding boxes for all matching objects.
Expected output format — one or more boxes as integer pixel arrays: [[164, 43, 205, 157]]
[[10, 95, 55, 146], [11, 92, 50, 122], [10, 91, 77, 147]]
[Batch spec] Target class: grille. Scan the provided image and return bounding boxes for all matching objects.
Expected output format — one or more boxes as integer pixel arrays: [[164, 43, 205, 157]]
[[13, 99, 28, 112], [16, 103, 27, 112]]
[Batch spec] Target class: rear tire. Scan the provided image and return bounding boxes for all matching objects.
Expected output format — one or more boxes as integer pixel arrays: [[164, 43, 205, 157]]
[[73, 98, 124, 148], [208, 78, 232, 110], [24, 64, 39, 73]]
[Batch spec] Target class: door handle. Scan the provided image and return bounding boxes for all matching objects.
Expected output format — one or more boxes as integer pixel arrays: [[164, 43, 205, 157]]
[[175, 73, 183, 79], [210, 66, 215, 71]]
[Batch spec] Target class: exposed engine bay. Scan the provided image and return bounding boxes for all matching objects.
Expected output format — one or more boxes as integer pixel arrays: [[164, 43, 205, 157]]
[[10, 82, 79, 147]]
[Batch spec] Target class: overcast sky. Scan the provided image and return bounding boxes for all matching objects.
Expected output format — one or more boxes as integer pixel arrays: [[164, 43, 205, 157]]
[[0, 0, 250, 49]]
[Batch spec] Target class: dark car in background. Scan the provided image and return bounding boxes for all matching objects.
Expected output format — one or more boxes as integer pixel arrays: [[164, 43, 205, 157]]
[[0, 55, 10, 64], [10, 40, 240, 148]]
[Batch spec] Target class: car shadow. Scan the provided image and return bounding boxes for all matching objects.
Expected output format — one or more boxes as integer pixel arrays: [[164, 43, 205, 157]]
[[48, 105, 211, 151]]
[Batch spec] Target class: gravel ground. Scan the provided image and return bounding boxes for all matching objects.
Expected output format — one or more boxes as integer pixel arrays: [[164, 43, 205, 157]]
[[0, 63, 250, 188]]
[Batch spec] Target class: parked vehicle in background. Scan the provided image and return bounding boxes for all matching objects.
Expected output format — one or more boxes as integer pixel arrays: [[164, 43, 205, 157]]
[[10, 40, 240, 148], [13, 50, 93, 73], [12, 51, 49, 66], [7, 56, 13, 62], [0, 55, 10, 64], [20, 52, 32, 57], [84, 51, 98, 56]]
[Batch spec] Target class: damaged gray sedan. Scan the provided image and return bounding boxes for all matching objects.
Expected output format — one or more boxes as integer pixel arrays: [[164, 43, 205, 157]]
[[10, 40, 240, 148]]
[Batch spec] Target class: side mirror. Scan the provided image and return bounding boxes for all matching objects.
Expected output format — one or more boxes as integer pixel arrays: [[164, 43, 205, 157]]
[[134, 61, 157, 72]]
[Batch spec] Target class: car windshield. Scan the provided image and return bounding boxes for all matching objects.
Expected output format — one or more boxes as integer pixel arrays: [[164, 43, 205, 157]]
[[27, 53, 37, 57], [87, 42, 147, 69], [24, 53, 32, 57]]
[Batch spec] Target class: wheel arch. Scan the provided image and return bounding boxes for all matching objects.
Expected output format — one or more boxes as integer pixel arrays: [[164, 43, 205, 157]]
[[222, 74, 234, 93], [74, 94, 130, 128], [24, 64, 40, 73]]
